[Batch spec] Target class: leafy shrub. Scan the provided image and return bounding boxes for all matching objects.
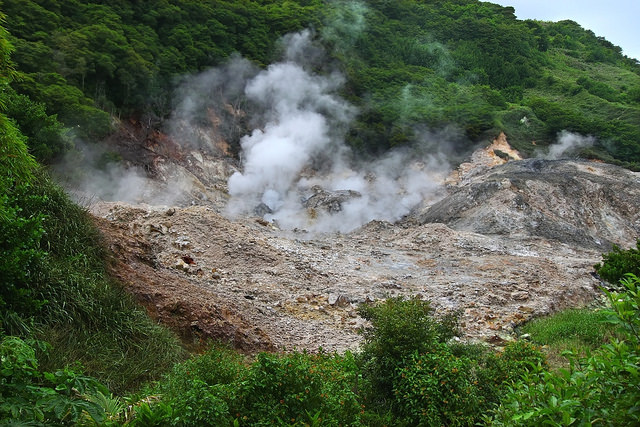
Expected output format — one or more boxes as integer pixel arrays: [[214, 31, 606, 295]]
[[158, 343, 245, 399], [147, 345, 362, 426], [488, 274, 640, 425], [129, 401, 176, 427], [146, 343, 243, 425], [0, 335, 111, 425], [234, 351, 362, 426], [357, 297, 459, 404], [475, 341, 547, 409], [357, 297, 547, 426], [394, 343, 480, 426], [393, 340, 546, 426], [170, 381, 235, 426], [595, 240, 640, 284]]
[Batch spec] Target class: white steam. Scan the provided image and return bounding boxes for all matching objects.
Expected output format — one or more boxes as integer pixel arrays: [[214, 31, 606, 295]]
[[226, 30, 449, 233], [543, 130, 596, 160], [53, 141, 193, 206], [227, 31, 354, 215], [168, 55, 259, 151]]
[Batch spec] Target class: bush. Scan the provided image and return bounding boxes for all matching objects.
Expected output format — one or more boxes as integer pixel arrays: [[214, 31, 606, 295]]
[[357, 297, 547, 426], [357, 297, 460, 405], [393, 340, 546, 426], [595, 240, 640, 284], [158, 343, 245, 400], [488, 274, 640, 425], [234, 351, 362, 426], [0, 335, 112, 425], [145, 345, 363, 426], [394, 343, 480, 426]]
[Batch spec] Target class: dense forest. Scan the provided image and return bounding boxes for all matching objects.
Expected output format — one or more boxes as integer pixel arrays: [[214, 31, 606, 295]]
[[1, 0, 640, 167], [2, 1, 640, 425]]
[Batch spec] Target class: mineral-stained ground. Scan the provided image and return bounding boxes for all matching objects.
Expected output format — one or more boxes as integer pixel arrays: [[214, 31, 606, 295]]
[[86, 129, 640, 353]]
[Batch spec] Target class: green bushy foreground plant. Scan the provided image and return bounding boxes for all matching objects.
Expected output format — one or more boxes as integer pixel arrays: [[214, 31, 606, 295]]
[[356, 297, 545, 426], [124, 298, 546, 426], [0, 335, 124, 425], [595, 239, 640, 285], [132, 345, 363, 426], [487, 274, 640, 425]]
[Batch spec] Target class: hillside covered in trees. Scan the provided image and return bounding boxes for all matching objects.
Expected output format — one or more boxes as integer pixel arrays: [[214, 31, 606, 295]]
[[2, 0, 640, 168]]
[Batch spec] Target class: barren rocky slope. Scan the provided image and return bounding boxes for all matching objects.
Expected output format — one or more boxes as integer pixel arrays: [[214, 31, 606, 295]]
[[419, 159, 640, 249], [87, 133, 640, 353]]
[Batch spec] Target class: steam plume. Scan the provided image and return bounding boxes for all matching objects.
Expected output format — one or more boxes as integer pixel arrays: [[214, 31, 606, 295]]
[[543, 130, 596, 160], [226, 30, 450, 233]]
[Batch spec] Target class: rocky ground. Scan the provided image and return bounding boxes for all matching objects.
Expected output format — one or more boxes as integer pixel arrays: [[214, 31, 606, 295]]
[[87, 132, 640, 354]]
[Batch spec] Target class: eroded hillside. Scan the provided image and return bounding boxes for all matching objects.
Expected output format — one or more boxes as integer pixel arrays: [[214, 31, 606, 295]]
[[87, 132, 640, 353]]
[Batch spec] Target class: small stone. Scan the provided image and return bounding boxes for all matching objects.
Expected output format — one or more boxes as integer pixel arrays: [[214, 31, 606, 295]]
[[175, 258, 190, 272], [328, 293, 349, 307], [174, 236, 191, 249], [149, 224, 164, 234]]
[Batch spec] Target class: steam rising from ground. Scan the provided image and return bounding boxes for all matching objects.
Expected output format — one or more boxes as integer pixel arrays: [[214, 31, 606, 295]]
[[55, 18, 452, 231], [225, 30, 450, 233], [543, 130, 596, 160], [53, 141, 194, 206]]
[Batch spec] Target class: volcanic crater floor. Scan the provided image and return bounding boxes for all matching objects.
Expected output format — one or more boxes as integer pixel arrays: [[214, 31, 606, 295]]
[[92, 200, 606, 353]]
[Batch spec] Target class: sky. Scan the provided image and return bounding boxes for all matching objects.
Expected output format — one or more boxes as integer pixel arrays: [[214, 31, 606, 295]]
[[490, 0, 640, 61]]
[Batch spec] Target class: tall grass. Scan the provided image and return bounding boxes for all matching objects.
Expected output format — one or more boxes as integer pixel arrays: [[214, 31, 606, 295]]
[[11, 172, 185, 393], [519, 308, 617, 366]]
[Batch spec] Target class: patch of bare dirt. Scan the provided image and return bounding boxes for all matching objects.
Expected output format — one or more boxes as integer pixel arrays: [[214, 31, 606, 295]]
[[87, 132, 640, 353]]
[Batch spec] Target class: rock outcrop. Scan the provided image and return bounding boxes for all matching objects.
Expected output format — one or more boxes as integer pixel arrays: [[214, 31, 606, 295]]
[[417, 159, 640, 249]]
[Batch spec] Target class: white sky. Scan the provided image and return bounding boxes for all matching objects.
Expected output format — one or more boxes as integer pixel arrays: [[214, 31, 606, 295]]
[[490, 0, 640, 60]]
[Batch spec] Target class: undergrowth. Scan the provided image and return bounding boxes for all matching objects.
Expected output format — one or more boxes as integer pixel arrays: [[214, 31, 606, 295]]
[[1, 114, 184, 398], [488, 274, 640, 425], [519, 308, 618, 367], [12, 174, 185, 392]]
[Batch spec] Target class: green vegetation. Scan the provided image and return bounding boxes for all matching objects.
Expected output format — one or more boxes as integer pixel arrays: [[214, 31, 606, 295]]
[[356, 297, 545, 426], [486, 240, 640, 425], [118, 299, 545, 426], [0, 1, 639, 166], [0, 165, 185, 393], [1, 336, 124, 425], [488, 274, 640, 426], [1, 15, 183, 425], [595, 240, 640, 284], [519, 309, 616, 366], [2, 2, 640, 425]]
